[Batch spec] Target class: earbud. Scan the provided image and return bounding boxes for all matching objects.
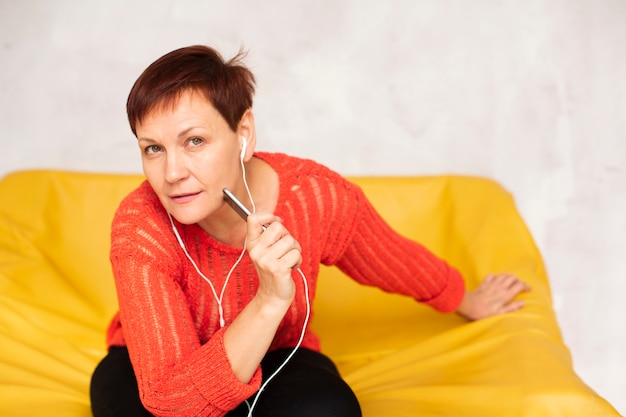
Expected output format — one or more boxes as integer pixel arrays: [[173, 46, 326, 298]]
[[240, 137, 247, 161]]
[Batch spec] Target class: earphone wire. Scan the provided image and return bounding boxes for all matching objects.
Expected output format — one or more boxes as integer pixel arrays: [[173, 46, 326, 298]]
[[169, 144, 310, 417], [237, 148, 310, 416], [167, 145, 253, 327], [168, 212, 236, 328], [246, 267, 310, 417]]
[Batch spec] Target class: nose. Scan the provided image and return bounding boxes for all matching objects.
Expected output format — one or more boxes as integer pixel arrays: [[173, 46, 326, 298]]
[[164, 151, 189, 183]]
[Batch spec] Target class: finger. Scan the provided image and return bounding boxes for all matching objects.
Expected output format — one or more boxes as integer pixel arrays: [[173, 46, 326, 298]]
[[286, 239, 302, 268], [478, 274, 513, 295], [485, 273, 514, 286], [491, 273, 517, 286], [280, 247, 303, 270], [266, 232, 298, 257], [247, 212, 279, 238], [499, 299, 525, 314], [252, 224, 301, 269], [249, 222, 289, 258], [489, 274, 530, 292], [510, 278, 531, 293], [502, 274, 527, 289], [500, 278, 531, 300], [484, 274, 497, 283]]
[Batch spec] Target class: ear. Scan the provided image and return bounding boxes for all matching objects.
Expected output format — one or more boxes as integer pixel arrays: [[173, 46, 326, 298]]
[[236, 109, 256, 162]]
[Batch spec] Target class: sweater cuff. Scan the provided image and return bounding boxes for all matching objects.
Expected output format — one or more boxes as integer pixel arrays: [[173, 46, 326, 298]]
[[421, 266, 466, 313], [188, 327, 262, 412]]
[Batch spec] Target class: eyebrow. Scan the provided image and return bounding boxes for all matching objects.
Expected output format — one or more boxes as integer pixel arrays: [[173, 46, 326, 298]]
[[137, 126, 201, 143], [177, 126, 199, 138]]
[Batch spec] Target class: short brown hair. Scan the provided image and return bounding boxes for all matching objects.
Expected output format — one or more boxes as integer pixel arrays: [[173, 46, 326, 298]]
[[126, 45, 256, 135]]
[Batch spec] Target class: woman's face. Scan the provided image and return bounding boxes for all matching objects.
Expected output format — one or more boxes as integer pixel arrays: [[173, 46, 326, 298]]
[[136, 89, 250, 227]]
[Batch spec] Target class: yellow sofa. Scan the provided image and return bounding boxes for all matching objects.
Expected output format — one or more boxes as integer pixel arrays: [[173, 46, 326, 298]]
[[0, 170, 619, 417]]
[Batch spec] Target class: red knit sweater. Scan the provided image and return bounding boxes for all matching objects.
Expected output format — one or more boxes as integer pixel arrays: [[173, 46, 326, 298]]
[[106, 152, 465, 417]]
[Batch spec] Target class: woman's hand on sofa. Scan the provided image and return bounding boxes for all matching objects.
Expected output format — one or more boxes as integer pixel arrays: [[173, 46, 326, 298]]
[[456, 273, 531, 320]]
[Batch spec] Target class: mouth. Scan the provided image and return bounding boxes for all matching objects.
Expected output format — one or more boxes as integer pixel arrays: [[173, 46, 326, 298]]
[[170, 191, 201, 204]]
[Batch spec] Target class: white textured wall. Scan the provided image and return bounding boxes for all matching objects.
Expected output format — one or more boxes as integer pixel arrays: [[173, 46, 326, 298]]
[[1, 0, 625, 412]]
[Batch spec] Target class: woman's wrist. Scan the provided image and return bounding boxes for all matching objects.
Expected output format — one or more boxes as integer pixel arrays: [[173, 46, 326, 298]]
[[455, 291, 478, 321]]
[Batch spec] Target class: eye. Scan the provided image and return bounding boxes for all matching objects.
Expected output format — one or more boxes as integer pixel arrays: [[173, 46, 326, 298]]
[[188, 137, 204, 147], [144, 144, 162, 155]]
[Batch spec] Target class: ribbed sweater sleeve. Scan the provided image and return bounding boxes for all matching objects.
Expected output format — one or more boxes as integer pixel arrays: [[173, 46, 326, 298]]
[[109, 183, 261, 417], [262, 152, 465, 312], [332, 181, 466, 312]]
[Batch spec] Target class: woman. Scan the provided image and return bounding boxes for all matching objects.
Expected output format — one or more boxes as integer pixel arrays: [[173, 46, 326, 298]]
[[90, 45, 530, 417]]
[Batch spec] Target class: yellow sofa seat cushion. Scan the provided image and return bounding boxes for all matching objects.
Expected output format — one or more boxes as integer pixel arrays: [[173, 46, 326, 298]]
[[0, 170, 619, 416]]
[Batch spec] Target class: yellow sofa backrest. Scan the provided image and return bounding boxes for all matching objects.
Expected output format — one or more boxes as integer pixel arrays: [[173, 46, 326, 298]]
[[0, 169, 550, 373], [0, 170, 549, 343]]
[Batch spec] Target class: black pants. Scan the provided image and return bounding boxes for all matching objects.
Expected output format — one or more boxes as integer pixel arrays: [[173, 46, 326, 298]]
[[90, 346, 361, 417]]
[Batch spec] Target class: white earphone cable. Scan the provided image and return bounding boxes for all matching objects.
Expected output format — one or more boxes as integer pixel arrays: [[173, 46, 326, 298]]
[[170, 143, 310, 416], [167, 143, 253, 327], [246, 267, 310, 417]]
